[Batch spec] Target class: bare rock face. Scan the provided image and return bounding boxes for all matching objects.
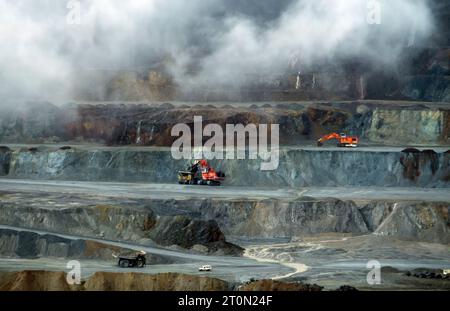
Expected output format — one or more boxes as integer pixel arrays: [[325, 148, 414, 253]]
[[174, 198, 450, 244], [0, 191, 448, 245], [0, 146, 10, 176], [2, 147, 448, 187], [0, 202, 157, 242], [372, 202, 450, 244], [198, 199, 370, 237], [359, 202, 395, 231], [400, 149, 447, 183], [0, 102, 449, 146], [0, 228, 171, 262], [0, 193, 242, 255], [367, 109, 448, 145], [0, 229, 83, 259], [147, 215, 244, 255]]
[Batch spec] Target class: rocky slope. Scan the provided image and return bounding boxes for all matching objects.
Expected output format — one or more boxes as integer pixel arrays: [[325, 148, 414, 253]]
[[197, 199, 450, 244], [0, 192, 448, 245], [1, 146, 448, 187], [0, 192, 243, 255], [0, 101, 448, 146], [0, 228, 171, 263], [0, 228, 120, 260]]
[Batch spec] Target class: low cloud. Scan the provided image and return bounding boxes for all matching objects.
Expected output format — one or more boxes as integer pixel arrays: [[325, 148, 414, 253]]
[[0, 0, 435, 100]]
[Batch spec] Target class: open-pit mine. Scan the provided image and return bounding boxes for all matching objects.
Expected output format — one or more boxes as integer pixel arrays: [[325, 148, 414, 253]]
[[0, 0, 449, 294], [0, 99, 449, 291]]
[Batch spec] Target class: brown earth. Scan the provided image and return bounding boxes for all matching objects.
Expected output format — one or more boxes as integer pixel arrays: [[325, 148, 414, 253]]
[[0, 270, 330, 291], [0, 271, 229, 291], [237, 279, 323, 291], [0, 270, 79, 291], [84, 272, 229, 291]]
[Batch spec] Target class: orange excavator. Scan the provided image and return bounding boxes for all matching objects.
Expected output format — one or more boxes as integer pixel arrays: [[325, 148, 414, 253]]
[[317, 132, 359, 147], [178, 159, 226, 186]]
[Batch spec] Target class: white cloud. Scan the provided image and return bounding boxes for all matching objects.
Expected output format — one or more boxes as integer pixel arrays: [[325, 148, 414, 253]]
[[0, 0, 435, 100]]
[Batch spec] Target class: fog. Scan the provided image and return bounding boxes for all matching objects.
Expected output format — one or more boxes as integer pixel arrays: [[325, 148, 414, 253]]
[[0, 0, 435, 100]]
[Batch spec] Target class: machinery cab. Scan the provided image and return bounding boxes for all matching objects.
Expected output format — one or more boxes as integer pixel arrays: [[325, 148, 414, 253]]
[[178, 159, 225, 186]]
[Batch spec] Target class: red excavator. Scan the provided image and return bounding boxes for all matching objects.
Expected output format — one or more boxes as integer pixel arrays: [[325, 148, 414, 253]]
[[178, 159, 226, 186], [317, 132, 359, 147]]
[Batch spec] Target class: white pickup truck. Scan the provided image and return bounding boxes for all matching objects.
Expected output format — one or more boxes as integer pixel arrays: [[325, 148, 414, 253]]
[[198, 265, 212, 272]]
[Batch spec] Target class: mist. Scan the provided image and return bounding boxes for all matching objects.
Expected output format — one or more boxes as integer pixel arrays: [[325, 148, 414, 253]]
[[0, 0, 435, 100]]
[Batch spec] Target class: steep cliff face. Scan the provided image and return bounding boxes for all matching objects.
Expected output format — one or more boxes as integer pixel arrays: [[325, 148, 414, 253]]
[[198, 199, 370, 237], [0, 192, 448, 244], [0, 228, 141, 261], [197, 199, 449, 244], [401, 76, 450, 102], [366, 109, 448, 144], [0, 195, 241, 254], [0, 102, 448, 146], [0, 146, 11, 176], [148, 216, 225, 248], [370, 202, 450, 243], [2, 147, 448, 187], [0, 202, 156, 242]]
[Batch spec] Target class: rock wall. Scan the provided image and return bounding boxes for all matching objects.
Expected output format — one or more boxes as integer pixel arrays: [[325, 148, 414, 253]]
[[197, 198, 370, 237], [177, 198, 450, 244], [2, 147, 448, 187], [0, 102, 449, 146], [0, 195, 242, 255], [0, 147, 10, 176], [369, 202, 450, 243], [366, 109, 448, 144], [0, 228, 139, 261], [0, 203, 156, 242], [0, 193, 448, 244]]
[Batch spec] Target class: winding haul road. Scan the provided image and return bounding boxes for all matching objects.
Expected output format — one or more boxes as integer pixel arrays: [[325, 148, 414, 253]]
[[0, 178, 449, 202], [0, 178, 449, 286], [0, 224, 293, 282]]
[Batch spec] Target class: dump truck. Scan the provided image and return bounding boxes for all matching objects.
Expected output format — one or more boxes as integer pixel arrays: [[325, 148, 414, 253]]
[[113, 251, 146, 268], [178, 159, 225, 186], [317, 133, 359, 147]]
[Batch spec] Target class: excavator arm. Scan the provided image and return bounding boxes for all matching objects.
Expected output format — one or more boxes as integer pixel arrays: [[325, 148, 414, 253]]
[[317, 132, 341, 146], [317, 132, 358, 147]]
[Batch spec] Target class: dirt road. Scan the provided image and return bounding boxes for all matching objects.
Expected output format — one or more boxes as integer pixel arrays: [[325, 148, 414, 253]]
[[0, 179, 449, 202]]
